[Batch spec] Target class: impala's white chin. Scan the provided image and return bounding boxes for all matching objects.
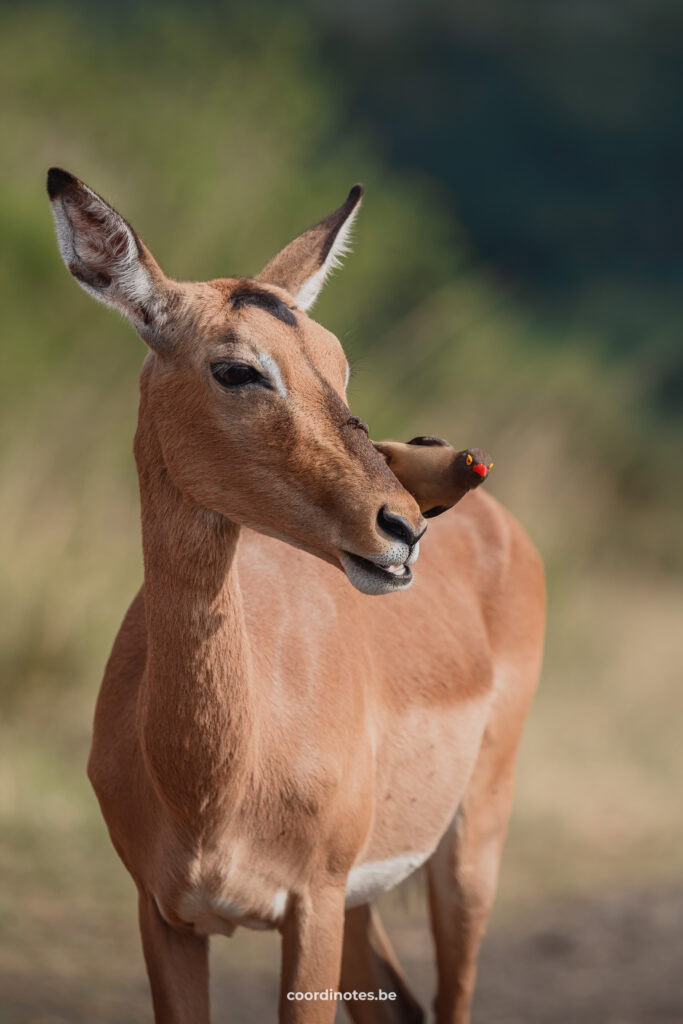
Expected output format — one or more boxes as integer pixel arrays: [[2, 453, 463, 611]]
[[338, 551, 415, 595]]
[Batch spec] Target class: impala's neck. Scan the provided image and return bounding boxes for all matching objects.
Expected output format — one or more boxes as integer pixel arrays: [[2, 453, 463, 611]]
[[134, 408, 256, 827]]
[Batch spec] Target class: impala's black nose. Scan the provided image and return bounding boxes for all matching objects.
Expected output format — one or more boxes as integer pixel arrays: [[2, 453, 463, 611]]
[[377, 506, 425, 547]]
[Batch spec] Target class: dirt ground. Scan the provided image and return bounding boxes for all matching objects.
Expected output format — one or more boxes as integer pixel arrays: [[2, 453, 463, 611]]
[[2, 885, 681, 1023], [401, 886, 683, 1024]]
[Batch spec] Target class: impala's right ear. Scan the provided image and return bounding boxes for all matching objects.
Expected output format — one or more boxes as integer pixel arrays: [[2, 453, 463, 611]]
[[257, 184, 364, 312], [46, 167, 176, 349]]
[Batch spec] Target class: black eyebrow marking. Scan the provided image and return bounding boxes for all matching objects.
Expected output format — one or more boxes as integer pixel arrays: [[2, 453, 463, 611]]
[[230, 282, 297, 327]]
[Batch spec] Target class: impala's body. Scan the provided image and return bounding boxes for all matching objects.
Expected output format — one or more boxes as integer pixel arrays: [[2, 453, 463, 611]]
[[47, 167, 545, 1024]]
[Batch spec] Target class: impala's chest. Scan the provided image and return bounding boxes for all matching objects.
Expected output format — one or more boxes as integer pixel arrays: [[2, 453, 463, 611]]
[[168, 842, 294, 937], [164, 845, 436, 937], [177, 879, 290, 936]]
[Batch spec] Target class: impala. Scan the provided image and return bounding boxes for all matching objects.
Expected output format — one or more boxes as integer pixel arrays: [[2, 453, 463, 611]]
[[47, 167, 545, 1024]]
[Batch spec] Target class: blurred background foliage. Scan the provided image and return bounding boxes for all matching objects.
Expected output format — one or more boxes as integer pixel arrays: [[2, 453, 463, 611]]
[[1, 2, 682, 1020]]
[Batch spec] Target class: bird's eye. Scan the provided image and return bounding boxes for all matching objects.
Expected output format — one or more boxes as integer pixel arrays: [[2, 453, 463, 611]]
[[211, 362, 265, 389], [466, 453, 473, 466]]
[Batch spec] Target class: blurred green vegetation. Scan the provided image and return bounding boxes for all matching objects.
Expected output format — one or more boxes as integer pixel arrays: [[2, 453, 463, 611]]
[[1, 3, 682, 1019]]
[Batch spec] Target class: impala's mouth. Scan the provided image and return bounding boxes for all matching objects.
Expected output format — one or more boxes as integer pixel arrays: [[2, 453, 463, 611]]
[[338, 550, 415, 595], [381, 562, 410, 576]]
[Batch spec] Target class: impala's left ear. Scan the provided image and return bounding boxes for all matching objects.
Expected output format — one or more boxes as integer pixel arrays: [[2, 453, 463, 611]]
[[257, 184, 363, 312]]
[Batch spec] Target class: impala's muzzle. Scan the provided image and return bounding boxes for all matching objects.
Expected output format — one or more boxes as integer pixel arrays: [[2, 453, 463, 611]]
[[338, 502, 425, 596], [338, 537, 421, 595]]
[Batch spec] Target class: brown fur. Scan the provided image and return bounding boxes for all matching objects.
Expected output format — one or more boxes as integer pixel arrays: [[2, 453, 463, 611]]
[[47, 169, 545, 1024]]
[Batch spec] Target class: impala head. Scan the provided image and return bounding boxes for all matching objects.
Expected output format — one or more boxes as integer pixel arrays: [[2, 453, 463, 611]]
[[47, 168, 425, 594]]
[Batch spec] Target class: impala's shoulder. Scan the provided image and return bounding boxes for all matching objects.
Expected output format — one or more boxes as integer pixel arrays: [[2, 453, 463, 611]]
[[475, 488, 539, 546], [475, 492, 545, 603], [430, 490, 543, 578]]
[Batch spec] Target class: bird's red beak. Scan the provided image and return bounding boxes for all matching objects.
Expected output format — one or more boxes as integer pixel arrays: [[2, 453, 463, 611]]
[[472, 463, 487, 477]]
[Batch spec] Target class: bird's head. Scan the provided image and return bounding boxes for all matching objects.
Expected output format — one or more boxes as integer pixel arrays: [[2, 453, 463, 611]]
[[454, 447, 493, 484]]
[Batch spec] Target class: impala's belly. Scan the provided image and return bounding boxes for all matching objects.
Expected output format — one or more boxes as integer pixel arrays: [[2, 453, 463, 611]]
[[361, 693, 493, 863], [345, 850, 433, 907]]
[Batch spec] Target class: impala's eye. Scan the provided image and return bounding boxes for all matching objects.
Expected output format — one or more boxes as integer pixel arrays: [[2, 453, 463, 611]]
[[211, 362, 265, 388], [466, 453, 473, 466]]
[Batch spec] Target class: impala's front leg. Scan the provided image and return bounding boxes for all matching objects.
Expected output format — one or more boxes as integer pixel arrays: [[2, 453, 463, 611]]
[[138, 891, 210, 1024], [279, 883, 347, 1023]]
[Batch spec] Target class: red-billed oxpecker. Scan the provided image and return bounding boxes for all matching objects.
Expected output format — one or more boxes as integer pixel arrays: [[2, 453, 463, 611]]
[[374, 436, 493, 519]]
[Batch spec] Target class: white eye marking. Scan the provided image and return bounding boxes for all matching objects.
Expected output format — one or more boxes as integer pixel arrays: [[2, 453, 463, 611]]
[[345, 364, 351, 389], [257, 352, 288, 397]]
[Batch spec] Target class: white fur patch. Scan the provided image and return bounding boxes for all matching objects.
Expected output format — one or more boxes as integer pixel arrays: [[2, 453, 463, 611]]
[[271, 888, 289, 918], [345, 851, 431, 908], [295, 204, 360, 312], [258, 352, 288, 397], [177, 884, 289, 936]]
